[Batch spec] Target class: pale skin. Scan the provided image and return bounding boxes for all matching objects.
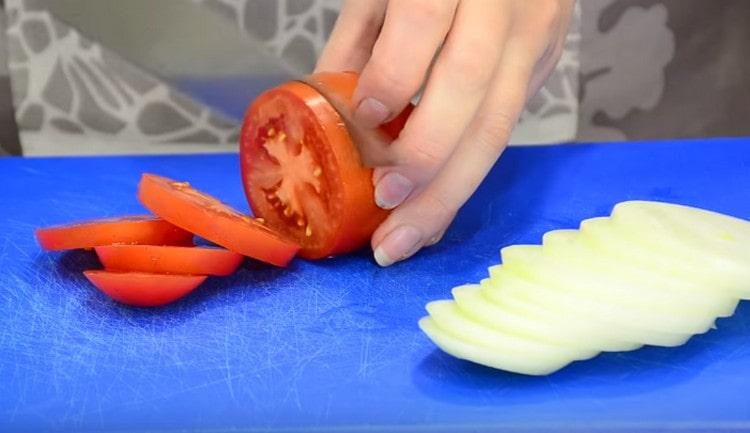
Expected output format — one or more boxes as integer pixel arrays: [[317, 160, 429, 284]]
[[316, 0, 577, 266]]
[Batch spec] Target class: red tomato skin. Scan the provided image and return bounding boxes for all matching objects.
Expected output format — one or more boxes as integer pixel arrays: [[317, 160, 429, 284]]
[[240, 72, 412, 259], [35, 216, 194, 251], [84, 270, 207, 307], [138, 174, 299, 267], [95, 245, 244, 276]]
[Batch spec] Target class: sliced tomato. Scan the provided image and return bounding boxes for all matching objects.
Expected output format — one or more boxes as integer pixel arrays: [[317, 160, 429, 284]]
[[138, 173, 299, 267], [95, 245, 244, 276], [239, 72, 411, 259], [35, 216, 193, 251], [84, 270, 206, 307]]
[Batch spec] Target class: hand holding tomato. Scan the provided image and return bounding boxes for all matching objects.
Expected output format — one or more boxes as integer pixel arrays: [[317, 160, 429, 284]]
[[316, 0, 576, 266]]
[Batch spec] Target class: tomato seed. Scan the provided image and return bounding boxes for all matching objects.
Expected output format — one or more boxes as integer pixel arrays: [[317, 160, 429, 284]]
[[267, 127, 276, 137], [313, 166, 322, 177], [305, 225, 312, 237]]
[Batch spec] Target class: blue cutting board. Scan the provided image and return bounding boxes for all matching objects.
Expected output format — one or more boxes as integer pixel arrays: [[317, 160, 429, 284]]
[[2, 138, 749, 432]]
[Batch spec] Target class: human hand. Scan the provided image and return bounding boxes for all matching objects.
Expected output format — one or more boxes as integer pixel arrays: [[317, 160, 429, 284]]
[[316, 0, 576, 266]]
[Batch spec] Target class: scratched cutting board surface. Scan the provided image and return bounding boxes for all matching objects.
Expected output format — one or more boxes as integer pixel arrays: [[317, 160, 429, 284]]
[[1, 138, 749, 432]]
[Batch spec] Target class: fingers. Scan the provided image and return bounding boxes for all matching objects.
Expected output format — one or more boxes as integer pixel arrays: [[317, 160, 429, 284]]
[[318, 0, 572, 267], [372, 38, 541, 266], [372, 0, 510, 210], [315, 0, 388, 73], [527, 0, 576, 97], [352, 0, 459, 128]]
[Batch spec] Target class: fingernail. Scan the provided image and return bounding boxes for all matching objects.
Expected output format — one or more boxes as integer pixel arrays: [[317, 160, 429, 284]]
[[375, 172, 414, 210], [354, 97, 390, 129], [373, 247, 394, 267], [373, 225, 423, 267]]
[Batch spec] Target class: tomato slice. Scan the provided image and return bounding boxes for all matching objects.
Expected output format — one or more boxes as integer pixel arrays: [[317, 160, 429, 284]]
[[84, 270, 206, 307], [95, 245, 244, 276], [138, 173, 299, 267], [35, 216, 194, 251], [239, 72, 410, 259]]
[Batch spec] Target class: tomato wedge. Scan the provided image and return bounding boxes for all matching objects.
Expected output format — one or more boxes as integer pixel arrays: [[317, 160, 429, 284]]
[[35, 216, 193, 251], [84, 270, 206, 307], [138, 173, 299, 266], [240, 71, 410, 259], [95, 245, 244, 276]]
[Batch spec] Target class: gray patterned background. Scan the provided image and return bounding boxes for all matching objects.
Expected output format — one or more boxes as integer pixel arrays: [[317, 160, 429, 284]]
[[0, 0, 748, 156], [579, 0, 750, 142]]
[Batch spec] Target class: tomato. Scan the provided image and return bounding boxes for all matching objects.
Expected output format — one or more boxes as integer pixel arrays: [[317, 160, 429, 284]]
[[84, 270, 206, 307], [35, 216, 193, 251], [240, 72, 411, 259], [95, 245, 244, 276], [138, 173, 299, 267]]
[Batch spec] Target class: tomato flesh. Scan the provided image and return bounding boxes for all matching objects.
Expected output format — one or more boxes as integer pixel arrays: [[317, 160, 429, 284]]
[[95, 245, 244, 276], [84, 270, 206, 307], [35, 216, 193, 251], [138, 173, 299, 267], [240, 72, 410, 259]]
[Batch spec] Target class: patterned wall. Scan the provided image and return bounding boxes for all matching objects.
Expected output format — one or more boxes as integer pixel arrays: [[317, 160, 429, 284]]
[[5, 0, 240, 155], [193, 0, 582, 146], [0, 0, 581, 155], [579, 0, 750, 141], [0, 5, 21, 156], [0, 0, 748, 156], [192, 0, 342, 74], [578, 0, 674, 141]]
